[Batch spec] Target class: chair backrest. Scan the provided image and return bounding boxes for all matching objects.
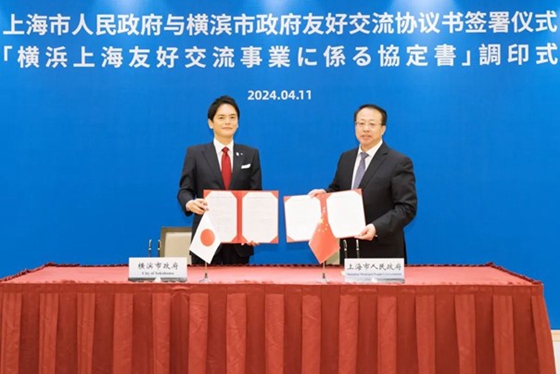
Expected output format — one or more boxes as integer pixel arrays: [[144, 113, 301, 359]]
[[326, 251, 340, 265], [160, 227, 192, 264]]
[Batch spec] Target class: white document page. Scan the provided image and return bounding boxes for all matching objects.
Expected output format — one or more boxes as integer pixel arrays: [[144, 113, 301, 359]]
[[284, 195, 321, 242], [205, 190, 238, 243], [241, 191, 279, 243], [326, 190, 366, 238]]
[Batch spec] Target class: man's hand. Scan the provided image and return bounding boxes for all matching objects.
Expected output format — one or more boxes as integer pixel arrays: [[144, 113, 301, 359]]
[[308, 189, 326, 197], [186, 198, 208, 215], [355, 223, 376, 241], [241, 240, 260, 246]]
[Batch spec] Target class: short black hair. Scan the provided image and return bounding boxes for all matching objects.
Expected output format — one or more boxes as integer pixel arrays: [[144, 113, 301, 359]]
[[207, 95, 240, 121], [354, 104, 387, 126]]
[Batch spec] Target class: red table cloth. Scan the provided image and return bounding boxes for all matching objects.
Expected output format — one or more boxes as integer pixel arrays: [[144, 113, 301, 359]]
[[0, 264, 556, 374]]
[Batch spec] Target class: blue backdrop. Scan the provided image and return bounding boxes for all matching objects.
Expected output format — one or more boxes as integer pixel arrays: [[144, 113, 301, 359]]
[[1, 0, 559, 327]]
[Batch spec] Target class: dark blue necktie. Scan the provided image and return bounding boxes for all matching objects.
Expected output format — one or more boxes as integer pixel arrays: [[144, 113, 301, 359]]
[[352, 152, 369, 189]]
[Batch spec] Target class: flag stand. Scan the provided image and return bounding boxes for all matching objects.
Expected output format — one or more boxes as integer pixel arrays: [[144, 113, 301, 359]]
[[200, 262, 211, 283], [320, 261, 327, 283]]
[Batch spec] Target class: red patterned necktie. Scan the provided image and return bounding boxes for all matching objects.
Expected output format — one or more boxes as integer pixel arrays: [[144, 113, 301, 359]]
[[221, 147, 231, 190]]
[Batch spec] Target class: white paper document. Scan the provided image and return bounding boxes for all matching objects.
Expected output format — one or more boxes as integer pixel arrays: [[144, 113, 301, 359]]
[[204, 190, 279, 243], [326, 190, 366, 238], [205, 191, 238, 243], [284, 190, 366, 242], [284, 195, 322, 242], [242, 191, 279, 243]]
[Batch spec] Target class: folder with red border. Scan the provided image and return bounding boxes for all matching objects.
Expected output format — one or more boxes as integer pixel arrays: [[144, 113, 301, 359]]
[[204, 190, 279, 244]]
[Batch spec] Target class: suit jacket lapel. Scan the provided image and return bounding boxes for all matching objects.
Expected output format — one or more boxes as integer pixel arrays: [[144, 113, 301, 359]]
[[229, 145, 243, 188], [359, 143, 388, 188], [341, 148, 358, 190], [202, 143, 225, 189]]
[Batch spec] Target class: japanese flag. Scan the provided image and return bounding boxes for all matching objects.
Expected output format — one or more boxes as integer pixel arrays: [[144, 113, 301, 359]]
[[190, 213, 221, 264]]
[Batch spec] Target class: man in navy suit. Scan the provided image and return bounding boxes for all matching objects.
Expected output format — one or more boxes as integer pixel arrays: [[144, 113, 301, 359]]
[[178, 95, 262, 264], [309, 103, 417, 263]]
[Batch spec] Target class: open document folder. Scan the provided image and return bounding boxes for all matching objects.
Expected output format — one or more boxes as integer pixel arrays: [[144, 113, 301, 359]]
[[284, 189, 366, 242], [204, 190, 279, 244]]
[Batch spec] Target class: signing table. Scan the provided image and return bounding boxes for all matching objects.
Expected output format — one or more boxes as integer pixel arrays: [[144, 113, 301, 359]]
[[0, 264, 556, 374]]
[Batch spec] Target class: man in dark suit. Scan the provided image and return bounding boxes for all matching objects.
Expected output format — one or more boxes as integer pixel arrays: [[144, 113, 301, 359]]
[[309, 103, 417, 263], [177, 95, 262, 264]]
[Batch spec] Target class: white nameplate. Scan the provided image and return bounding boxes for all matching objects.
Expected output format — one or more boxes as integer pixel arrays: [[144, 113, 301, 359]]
[[128, 257, 187, 282], [344, 258, 405, 283]]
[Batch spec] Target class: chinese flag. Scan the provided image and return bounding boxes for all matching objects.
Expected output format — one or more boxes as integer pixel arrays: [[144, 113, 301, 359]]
[[308, 207, 339, 263]]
